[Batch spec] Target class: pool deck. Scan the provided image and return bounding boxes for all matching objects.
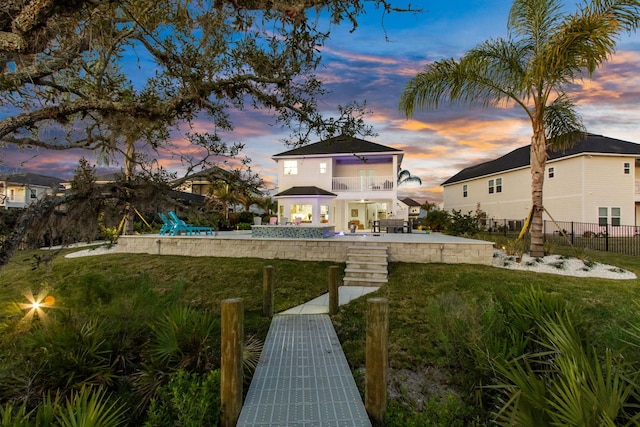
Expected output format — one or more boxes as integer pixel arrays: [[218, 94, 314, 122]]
[[116, 231, 494, 265]]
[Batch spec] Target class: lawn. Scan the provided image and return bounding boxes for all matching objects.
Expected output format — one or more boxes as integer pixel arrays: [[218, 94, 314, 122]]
[[1, 244, 639, 425]]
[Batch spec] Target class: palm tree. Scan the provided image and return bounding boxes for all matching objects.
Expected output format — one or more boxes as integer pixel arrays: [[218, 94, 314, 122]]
[[397, 169, 422, 186], [400, 0, 640, 257]]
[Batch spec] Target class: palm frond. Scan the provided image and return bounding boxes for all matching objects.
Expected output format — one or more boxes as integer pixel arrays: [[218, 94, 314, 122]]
[[57, 386, 126, 427], [544, 94, 586, 150]]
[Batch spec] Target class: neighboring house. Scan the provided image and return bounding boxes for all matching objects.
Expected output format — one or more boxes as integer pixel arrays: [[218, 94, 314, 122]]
[[0, 173, 63, 210], [272, 135, 408, 231], [400, 197, 422, 220], [442, 134, 640, 226], [175, 167, 234, 196]]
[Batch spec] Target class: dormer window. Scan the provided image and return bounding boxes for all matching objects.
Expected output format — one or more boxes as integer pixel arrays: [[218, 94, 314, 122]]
[[284, 160, 298, 175]]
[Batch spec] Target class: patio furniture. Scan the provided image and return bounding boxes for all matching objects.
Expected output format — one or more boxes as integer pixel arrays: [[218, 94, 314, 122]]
[[375, 219, 407, 233], [158, 212, 174, 235], [167, 211, 214, 236]]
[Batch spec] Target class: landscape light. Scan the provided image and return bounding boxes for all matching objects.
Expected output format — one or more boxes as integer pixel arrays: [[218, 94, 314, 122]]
[[19, 289, 55, 323]]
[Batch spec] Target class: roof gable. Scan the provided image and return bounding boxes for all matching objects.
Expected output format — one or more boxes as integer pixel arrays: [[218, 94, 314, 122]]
[[273, 135, 402, 157], [442, 134, 640, 185]]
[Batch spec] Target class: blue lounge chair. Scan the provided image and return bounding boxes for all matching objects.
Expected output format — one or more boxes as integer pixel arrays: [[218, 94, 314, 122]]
[[158, 212, 174, 235], [167, 211, 214, 236]]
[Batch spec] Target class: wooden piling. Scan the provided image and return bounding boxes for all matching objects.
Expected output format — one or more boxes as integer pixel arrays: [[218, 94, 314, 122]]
[[221, 298, 243, 427], [365, 297, 388, 426]]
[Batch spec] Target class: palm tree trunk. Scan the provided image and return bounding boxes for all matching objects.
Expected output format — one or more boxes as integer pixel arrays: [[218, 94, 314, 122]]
[[530, 129, 547, 257]]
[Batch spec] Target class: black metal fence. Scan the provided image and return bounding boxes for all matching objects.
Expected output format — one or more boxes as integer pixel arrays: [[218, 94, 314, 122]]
[[482, 218, 640, 256]]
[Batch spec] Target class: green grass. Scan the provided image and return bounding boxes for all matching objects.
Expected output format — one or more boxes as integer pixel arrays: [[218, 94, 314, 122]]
[[2, 244, 640, 424]]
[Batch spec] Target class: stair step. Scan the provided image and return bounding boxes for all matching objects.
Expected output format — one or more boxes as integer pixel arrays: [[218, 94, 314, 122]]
[[343, 245, 389, 287], [346, 261, 388, 270], [347, 253, 389, 262], [343, 277, 388, 285], [345, 269, 388, 277], [347, 245, 387, 252]]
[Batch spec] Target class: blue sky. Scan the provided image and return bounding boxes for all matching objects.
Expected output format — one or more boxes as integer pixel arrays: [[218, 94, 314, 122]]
[[3, 1, 640, 203]]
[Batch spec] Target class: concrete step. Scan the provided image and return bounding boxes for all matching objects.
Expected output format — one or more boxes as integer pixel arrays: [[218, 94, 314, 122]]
[[347, 245, 388, 253], [344, 269, 388, 281], [346, 261, 388, 270], [343, 244, 389, 287], [347, 254, 389, 265], [343, 276, 388, 286]]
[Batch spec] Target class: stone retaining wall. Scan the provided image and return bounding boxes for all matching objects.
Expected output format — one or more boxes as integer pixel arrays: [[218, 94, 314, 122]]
[[117, 235, 494, 265]]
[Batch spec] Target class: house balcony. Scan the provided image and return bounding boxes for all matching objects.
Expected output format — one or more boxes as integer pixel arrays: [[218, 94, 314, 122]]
[[332, 176, 395, 192]]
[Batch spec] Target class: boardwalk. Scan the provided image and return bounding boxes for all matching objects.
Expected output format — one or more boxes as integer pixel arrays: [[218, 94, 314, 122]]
[[237, 314, 372, 427]]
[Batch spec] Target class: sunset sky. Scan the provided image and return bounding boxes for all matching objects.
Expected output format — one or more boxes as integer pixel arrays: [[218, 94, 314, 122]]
[[3, 1, 640, 203]]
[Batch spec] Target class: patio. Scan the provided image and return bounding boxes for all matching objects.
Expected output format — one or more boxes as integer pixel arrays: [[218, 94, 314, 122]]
[[116, 231, 494, 265]]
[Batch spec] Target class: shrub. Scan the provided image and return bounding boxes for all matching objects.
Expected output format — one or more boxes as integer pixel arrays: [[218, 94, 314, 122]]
[[423, 210, 450, 232], [448, 210, 481, 237], [385, 393, 483, 427], [482, 287, 640, 426], [144, 370, 221, 427]]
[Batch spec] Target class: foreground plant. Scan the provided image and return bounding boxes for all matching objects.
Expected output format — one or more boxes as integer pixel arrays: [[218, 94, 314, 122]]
[[486, 289, 640, 426]]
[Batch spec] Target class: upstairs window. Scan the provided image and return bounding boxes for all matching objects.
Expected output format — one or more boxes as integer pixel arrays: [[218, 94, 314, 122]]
[[488, 179, 494, 194], [463, 184, 468, 198], [548, 167, 555, 178], [624, 162, 631, 174], [319, 163, 327, 174], [284, 160, 297, 175], [496, 178, 502, 193], [598, 207, 608, 226], [612, 207, 621, 226], [29, 188, 37, 199]]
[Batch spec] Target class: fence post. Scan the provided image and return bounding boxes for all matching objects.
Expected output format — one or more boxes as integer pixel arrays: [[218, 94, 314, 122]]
[[221, 298, 243, 427], [606, 225, 609, 252], [571, 222, 574, 245], [263, 265, 274, 318], [366, 297, 388, 426], [328, 265, 339, 315]]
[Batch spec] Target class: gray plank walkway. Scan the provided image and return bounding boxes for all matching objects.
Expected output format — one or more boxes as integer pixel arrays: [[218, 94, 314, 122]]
[[237, 314, 371, 427]]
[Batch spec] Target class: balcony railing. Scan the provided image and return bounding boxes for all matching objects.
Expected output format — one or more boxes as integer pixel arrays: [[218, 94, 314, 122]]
[[332, 176, 395, 192]]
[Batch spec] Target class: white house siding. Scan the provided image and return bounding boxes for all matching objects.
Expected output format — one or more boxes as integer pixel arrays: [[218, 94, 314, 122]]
[[581, 155, 636, 225], [277, 156, 333, 190], [543, 156, 585, 222], [444, 153, 639, 227], [443, 167, 531, 221]]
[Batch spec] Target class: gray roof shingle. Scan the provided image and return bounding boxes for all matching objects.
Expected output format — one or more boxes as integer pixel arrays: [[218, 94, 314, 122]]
[[274, 186, 337, 197], [273, 135, 402, 157], [1, 172, 63, 187], [442, 134, 640, 185]]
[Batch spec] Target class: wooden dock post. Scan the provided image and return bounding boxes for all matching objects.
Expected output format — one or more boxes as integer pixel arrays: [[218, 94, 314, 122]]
[[221, 298, 243, 427], [328, 265, 339, 315], [365, 297, 388, 426], [263, 265, 274, 317]]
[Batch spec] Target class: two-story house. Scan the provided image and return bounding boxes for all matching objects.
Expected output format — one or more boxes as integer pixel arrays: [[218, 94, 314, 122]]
[[442, 134, 640, 227], [272, 135, 408, 231], [1, 173, 63, 210]]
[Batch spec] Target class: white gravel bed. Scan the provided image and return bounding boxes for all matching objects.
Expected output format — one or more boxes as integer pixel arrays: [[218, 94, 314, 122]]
[[492, 250, 636, 280]]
